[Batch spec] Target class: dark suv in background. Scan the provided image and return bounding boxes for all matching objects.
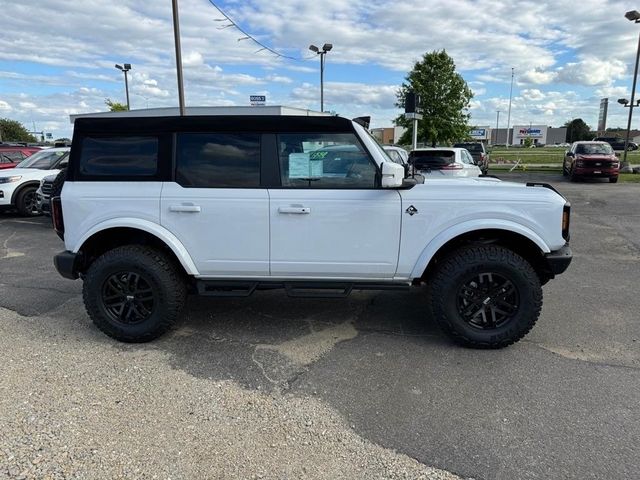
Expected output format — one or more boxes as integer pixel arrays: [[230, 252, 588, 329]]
[[594, 137, 638, 151], [453, 142, 488, 174]]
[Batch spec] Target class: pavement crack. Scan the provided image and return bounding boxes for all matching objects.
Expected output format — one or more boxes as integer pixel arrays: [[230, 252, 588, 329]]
[[525, 341, 640, 371]]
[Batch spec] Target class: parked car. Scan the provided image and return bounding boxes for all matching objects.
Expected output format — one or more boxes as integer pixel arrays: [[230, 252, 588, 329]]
[[0, 145, 42, 169], [36, 172, 60, 216], [0, 147, 69, 216], [593, 137, 638, 151], [563, 141, 619, 183], [453, 142, 489, 174], [382, 145, 409, 165], [409, 147, 482, 178], [52, 114, 571, 348]]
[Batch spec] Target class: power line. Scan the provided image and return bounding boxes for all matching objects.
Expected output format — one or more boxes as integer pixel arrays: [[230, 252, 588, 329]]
[[206, 0, 315, 61]]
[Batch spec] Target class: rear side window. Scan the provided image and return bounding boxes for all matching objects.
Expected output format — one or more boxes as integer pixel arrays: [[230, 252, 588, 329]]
[[80, 137, 158, 176], [175, 133, 260, 188]]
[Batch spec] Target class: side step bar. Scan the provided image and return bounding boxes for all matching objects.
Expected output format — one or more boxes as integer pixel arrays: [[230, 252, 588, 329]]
[[196, 280, 410, 298]]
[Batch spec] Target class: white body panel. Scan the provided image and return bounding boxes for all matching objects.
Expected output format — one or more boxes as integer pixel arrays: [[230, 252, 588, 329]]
[[160, 182, 269, 276], [396, 178, 566, 279], [0, 168, 61, 206], [411, 148, 481, 178], [269, 189, 401, 278]]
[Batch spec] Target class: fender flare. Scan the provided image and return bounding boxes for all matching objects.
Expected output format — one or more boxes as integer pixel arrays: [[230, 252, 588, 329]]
[[409, 219, 550, 279], [73, 218, 199, 275]]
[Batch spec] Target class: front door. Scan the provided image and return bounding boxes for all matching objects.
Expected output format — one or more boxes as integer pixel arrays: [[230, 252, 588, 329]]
[[269, 132, 401, 278]]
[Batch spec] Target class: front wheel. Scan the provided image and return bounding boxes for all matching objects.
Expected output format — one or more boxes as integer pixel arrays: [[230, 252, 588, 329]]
[[609, 176, 619, 183], [16, 186, 40, 216], [83, 246, 187, 342], [429, 245, 542, 349]]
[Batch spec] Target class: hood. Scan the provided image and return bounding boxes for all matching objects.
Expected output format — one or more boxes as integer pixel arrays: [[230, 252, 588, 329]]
[[408, 176, 566, 204], [0, 168, 57, 177]]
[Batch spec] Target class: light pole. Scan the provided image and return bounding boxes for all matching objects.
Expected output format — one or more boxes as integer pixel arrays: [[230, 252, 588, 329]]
[[172, 0, 186, 116], [621, 10, 640, 172], [309, 43, 333, 112], [506, 67, 514, 148], [495, 110, 501, 145], [115, 63, 131, 110]]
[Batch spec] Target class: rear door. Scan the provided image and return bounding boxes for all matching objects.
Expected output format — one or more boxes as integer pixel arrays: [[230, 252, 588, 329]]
[[268, 131, 401, 278], [161, 132, 269, 277]]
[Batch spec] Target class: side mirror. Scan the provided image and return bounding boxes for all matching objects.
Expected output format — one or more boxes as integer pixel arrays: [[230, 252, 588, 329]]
[[381, 161, 405, 188], [566, 151, 573, 157]]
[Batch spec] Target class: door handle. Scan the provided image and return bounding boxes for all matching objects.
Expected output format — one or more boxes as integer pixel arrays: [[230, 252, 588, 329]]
[[169, 204, 201, 213], [278, 206, 310, 214]]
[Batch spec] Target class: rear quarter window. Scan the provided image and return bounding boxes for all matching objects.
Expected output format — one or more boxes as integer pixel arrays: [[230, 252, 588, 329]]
[[79, 136, 158, 176]]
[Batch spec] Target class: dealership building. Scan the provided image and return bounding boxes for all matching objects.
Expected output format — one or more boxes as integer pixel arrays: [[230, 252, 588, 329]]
[[484, 125, 567, 146]]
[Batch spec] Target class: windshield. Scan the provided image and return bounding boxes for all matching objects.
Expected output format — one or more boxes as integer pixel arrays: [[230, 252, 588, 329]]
[[454, 143, 483, 152], [576, 143, 613, 155], [16, 149, 68, 169], [357, 124, 394, 163]]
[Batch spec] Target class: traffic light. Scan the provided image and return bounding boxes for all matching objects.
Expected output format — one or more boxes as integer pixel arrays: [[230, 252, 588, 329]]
[[405, 91, 420, 113]]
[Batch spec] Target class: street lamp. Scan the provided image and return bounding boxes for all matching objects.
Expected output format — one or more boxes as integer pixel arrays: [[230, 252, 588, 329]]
[[620, 10, 640, 172], [115, 63, 132, 110], [309, 43, 333, 112]]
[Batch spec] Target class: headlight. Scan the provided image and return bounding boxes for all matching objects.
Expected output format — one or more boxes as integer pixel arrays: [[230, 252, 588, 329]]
[[0, 176, 22, 184]]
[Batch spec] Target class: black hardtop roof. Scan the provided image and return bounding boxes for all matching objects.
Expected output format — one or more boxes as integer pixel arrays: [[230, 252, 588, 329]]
[[73, 115, 355, 135]]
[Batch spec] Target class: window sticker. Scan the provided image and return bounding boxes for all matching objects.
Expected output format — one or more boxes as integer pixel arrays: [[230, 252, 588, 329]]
[[288, 152, 323, 178]]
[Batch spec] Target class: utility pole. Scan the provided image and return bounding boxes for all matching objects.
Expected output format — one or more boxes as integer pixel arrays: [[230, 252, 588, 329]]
[[495, 110, 501, 145], [506, 67, 514, 148], [172, 0, 186, 116]]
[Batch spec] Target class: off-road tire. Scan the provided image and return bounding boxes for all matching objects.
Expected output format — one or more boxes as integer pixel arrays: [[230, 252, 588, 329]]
[[609, 176, 618, 183], [16, 185, 39, 216], [430, 245, 542, 349], [83, 245, 186, 342], [562, 161, 568, 176], [569, 166, 578, 182]]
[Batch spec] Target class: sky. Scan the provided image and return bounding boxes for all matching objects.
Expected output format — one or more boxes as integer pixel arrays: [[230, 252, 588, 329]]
[[1, 0, 640, 140]]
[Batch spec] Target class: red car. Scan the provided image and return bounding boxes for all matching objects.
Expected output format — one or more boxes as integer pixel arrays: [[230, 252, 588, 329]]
[[563, 141, 619, 183], [0, 145, 42, 170]]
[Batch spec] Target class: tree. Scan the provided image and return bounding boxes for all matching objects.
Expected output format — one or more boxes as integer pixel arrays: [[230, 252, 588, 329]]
[[564, 118, 592, 143], [395, 50, 473, 146], [0, 118, 37, 143], [105, 98, 128, 111]]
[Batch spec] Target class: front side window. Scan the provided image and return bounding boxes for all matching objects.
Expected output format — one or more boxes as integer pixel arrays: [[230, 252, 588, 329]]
[[175, 133, 260, 188], [80, 137, 158, 176], [278, 133, 377, 188]]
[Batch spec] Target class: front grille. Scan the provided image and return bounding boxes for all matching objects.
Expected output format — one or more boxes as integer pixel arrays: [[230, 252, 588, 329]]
[[41, 180, 53, 196]]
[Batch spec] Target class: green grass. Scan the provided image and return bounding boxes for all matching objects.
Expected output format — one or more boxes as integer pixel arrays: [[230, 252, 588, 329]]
[[619, 173, 640, 183], [487, 147, 640, 165]]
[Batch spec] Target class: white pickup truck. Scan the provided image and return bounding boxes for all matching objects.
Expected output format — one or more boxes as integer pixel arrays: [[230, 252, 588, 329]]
[[52, 114, 571, 348]]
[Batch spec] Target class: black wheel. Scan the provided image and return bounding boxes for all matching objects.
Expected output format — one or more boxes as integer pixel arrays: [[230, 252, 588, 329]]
[[83, 246, 186, 342], [429, 245, 542, 349], [562, 161, 568, 176], [569, 165, 578, 182], [16, 186, 40, 216], [609, 176, 618, 183]]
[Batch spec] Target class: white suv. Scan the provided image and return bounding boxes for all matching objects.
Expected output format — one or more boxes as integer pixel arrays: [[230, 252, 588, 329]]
[[52, 115, 572, 348], [0, 147, 69, 216]]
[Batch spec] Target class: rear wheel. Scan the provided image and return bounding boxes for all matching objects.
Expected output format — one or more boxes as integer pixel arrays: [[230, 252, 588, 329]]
[[83, 245, 186, 342], [429, 245, 542, 349], [16, 186, 40, 216]]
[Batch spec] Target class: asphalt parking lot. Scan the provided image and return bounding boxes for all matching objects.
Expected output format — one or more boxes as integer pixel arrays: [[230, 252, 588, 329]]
[[1, 172, 639, 479]]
